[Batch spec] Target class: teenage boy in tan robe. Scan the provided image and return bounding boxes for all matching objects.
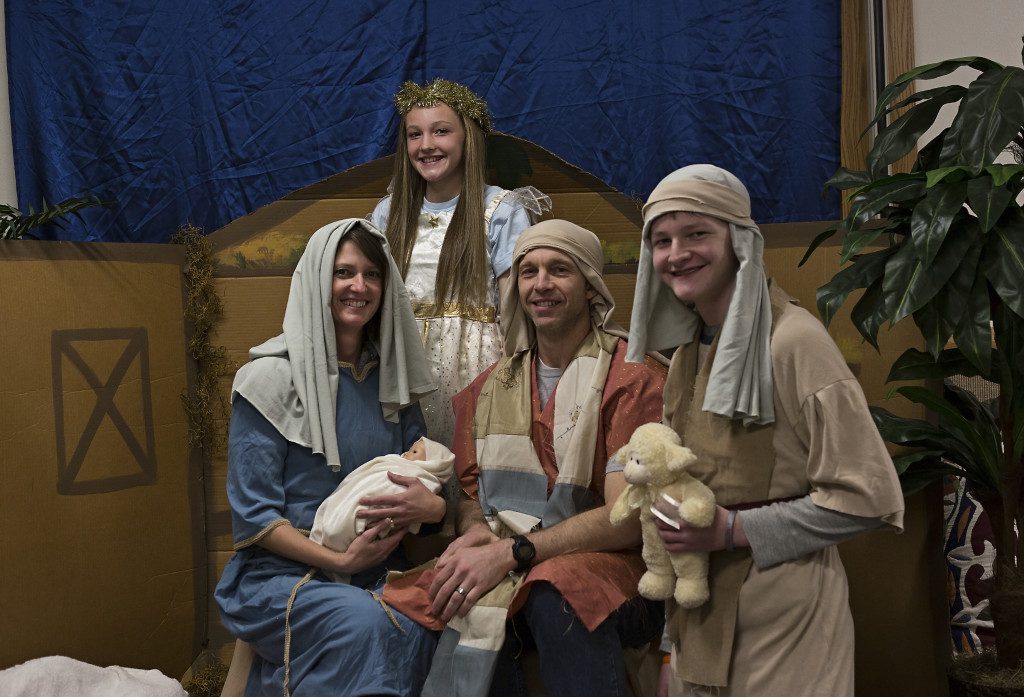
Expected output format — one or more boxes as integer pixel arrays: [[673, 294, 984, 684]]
[[627, 165, 905, 697]]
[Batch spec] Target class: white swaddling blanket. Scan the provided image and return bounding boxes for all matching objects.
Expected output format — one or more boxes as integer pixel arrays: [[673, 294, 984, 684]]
[[310, 437, 454, 581], [0, 656, 187, 697]]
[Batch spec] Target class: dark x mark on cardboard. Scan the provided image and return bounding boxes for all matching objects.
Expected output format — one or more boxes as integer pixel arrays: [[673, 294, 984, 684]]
[[51, 328, 157, 495]]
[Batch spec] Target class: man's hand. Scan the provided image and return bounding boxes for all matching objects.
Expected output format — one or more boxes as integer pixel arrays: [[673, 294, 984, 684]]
[[428, 535, 516, 623], [437, 524, 495, 564]]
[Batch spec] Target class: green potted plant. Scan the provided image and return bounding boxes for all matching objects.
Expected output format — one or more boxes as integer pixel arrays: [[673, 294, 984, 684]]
[[804, 43, 1024, 690], [0, 195, 106, 239]]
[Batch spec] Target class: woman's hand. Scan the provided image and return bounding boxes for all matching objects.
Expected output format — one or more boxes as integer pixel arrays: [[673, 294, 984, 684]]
[[335, 519, 408, 576], [356, 472, 446, 529], [652, 500, 748, 553], [259, 520, 405, 576]]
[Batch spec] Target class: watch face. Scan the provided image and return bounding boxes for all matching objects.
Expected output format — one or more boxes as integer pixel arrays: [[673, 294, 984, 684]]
[[520, 541, 535, 561], [513, 535, 535, 565]]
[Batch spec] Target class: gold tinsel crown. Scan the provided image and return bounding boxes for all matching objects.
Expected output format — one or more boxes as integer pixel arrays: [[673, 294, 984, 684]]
[[394, 78, 493, 133]]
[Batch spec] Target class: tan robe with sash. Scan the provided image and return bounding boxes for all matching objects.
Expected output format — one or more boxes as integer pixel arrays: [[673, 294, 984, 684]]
[[666, 284, 904, 697]]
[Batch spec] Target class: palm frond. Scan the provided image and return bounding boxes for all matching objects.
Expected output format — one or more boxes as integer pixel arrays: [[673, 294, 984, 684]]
[[0, 195, 108, 240]]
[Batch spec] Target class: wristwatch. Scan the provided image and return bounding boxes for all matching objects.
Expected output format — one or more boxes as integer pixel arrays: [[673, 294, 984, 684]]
[[510, 534, 536, 572]]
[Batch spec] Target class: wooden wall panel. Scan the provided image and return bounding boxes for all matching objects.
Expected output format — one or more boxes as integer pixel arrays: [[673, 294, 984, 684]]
[[840, 0, 918, 212], [886, 0, 918, 174]]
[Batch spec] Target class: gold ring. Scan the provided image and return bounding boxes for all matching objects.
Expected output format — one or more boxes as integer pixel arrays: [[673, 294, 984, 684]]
[[387, 517, 395, 530], [456, 587, 466, 596]]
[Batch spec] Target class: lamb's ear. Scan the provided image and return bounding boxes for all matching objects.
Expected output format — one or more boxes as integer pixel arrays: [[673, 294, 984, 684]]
[[655, 422, 683, 447], [665, 445, 689, 473], [612, 445, 628, 466]]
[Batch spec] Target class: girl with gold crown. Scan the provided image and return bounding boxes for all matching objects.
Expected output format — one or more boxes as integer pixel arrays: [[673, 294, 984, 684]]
[[370, 78, 549, 447]]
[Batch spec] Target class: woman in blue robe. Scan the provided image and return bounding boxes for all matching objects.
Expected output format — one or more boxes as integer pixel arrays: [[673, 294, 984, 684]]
[[215, 219, 441, 696]]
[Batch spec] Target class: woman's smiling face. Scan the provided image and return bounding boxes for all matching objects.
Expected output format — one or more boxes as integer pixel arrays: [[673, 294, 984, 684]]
[[331, 239, 383, 334]]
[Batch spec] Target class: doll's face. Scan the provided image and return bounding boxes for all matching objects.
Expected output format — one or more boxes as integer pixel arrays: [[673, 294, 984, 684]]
[[401, 438, 427, 461], [405, 104, 466, 199]]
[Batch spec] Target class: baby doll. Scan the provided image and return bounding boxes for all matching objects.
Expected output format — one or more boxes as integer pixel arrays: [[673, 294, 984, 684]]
[[310, 436, 455, 582]]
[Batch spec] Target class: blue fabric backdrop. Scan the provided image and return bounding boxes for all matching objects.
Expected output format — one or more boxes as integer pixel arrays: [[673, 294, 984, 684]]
[[6, 0, 841, 242]]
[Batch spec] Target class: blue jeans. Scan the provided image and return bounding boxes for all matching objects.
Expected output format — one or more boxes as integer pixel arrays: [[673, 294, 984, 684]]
[[488, 582, 664, 697]]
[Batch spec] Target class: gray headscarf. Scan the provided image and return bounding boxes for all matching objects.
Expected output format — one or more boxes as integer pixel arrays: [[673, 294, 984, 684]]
[[500, 219, 624, 355], [626, 164, 774, 425], [232, 218, 435, 471]]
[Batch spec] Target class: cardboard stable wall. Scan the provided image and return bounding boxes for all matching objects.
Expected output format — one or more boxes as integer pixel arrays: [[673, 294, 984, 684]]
[[0, 241, 205, 678], [206, 139, 949, 696]]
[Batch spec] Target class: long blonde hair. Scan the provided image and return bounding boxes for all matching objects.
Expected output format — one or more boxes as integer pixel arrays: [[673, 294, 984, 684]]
[[384, 109, 491, 311]]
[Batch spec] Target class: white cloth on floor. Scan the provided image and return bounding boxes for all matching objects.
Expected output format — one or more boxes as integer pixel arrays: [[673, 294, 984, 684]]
[[0, 656, 187, 697]]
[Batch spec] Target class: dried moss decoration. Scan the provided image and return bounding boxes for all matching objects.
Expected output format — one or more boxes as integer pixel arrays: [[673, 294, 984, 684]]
[[180, 653, 229, 697], [172, 224, 229, 455], [949, 648, 1024, 692]]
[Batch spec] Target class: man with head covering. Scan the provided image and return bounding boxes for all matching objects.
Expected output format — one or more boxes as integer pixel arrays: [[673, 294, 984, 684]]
[[627, 165, 905, 697], [422, 219, 668, 697]]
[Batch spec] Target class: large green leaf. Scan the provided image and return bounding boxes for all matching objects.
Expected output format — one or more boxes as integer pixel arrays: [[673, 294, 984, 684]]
[[894, 385, 968, 426], [910, 181, 968, 266], [943, 381, 1005, 475], [849, 277, 887, 349], [798, 226, 839, 267], [873, 56, 1002, 123], [824, 168, 871, 192], [967, 175, 1014, 232], [864, 85, 967, 135], [892, 385, 1000, 487], [816, 247, 893, 328], [944, 382, 1001, 455], [953, 271, 993, 375], [912, 297, 958, 359], [892, 449, 952, 475], [896, 455, 965, 496], [883, 219, 975, 323], [991, 303, 1024, 461], [912, 231, 984, 356], [985, 163, 1024, 187], [925, 166, 972, 188], [839, 225, 885, 264], [915, 128, 952, 172], [993, 301, 1024, 380], [982, 214, 1024, 318], [887, 347, 979, 381], [939, 66, 1024, 170], [868, 89, 969, 175], [847, 177, 926, 227], [870, 406, 977, 471], [849, 172, 926, 198]]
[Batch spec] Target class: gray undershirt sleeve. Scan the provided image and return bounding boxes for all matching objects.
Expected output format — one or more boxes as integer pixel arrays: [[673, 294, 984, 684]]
[[741, 495, 884, 569]]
